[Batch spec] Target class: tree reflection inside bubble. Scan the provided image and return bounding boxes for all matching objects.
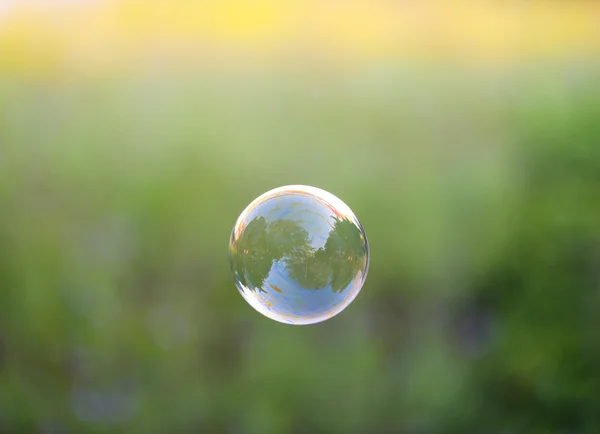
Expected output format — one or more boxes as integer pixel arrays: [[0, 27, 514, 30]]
[[229, 185, 369, 325]]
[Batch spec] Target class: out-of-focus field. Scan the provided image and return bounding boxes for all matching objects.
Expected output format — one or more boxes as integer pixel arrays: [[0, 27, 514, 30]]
[[1, 0, 600, 74], [1, 1, 600, 433]]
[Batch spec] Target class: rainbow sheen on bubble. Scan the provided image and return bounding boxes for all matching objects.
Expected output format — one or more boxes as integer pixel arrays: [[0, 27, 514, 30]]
[[229, 185, 369, 325]]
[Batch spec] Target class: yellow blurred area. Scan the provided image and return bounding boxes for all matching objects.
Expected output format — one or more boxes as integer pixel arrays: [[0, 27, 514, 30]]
[[0, 0, 599, 75]]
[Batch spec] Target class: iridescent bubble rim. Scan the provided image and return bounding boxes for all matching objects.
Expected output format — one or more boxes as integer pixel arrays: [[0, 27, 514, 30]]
[[229, 185, 370, 325]]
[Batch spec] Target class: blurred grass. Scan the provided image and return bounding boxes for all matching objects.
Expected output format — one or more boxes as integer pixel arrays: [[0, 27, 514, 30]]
[[1, 0, 600, 432], [0, 63, 599, 432]]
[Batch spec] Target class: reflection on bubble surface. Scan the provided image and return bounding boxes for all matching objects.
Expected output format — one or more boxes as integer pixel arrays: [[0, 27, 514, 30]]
[[229, 185, 369, 325]]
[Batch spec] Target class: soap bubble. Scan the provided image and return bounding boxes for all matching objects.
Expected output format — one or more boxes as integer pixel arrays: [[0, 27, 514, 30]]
[[229, 185, 369, 325]]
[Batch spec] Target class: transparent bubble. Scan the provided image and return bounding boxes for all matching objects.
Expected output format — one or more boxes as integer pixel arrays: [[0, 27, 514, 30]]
[[229, 185, 369, 325]]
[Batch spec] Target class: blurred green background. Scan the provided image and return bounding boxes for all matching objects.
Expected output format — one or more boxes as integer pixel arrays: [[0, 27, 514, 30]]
[[1, 1, 600, 433]]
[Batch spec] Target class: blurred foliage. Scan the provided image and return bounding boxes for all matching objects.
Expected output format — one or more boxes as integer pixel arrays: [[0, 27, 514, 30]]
[[0, 65, 600, 434], [0, 56, 600, 433]]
